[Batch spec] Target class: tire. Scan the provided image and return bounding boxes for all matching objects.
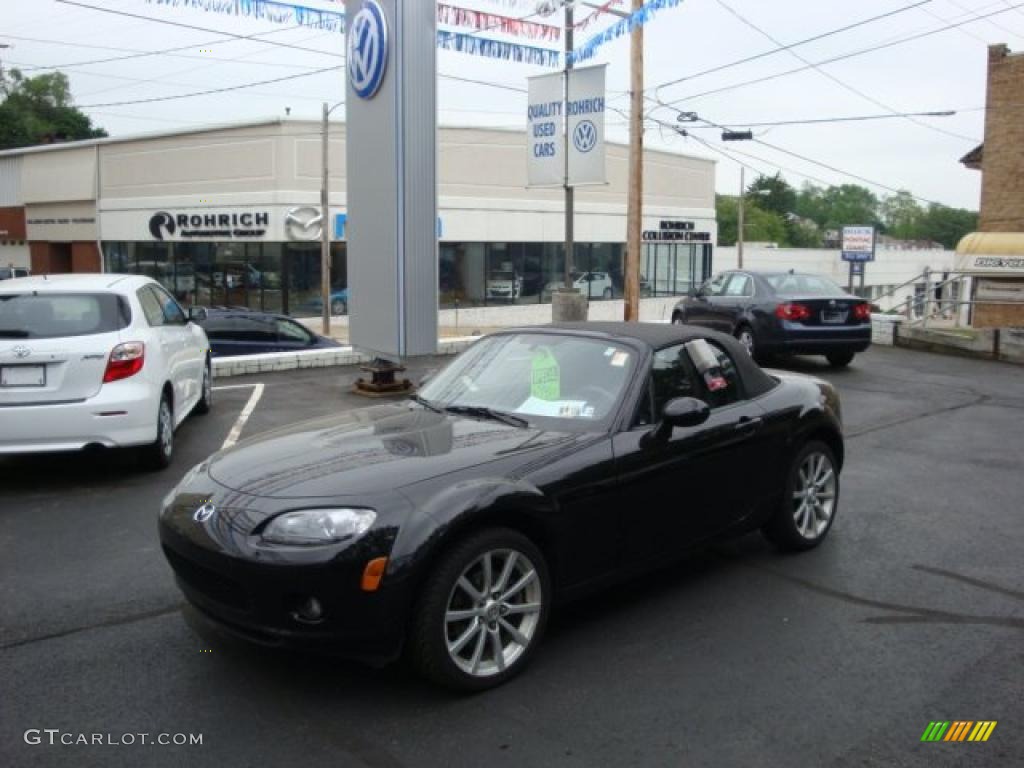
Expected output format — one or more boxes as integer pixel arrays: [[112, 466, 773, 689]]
[[826, 351, 855, 368], [763, 440, 839, 552], [193, 358, 212, 415], [409, 528, 551, 692], [331, 299, 347, 316], [672, 313, 685, 326], [141, 392, 174, 471], [602, 287, 613, 300], [734, 324, 756, 358]]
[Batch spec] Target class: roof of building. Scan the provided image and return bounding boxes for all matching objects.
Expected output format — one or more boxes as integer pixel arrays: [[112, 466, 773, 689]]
[[960, 144, 984, 170]]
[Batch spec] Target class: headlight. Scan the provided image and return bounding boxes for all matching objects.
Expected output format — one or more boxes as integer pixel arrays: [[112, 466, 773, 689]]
[[261, 508, 376, 546]]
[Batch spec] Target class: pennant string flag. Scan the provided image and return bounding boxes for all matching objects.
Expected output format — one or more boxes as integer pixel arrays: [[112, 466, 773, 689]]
[[575, 0, 625, 32], [569, 0, 683, 64], [438, 4, 560, 42], [437, 30, 560, 68], [146, 0, 346, 33]]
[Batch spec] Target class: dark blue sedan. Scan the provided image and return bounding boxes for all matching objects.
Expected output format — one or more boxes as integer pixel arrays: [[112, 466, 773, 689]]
[[196, 308, 342, 357]]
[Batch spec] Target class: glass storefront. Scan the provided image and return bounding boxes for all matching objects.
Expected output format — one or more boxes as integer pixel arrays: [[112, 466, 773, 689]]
[[104, 240, 711, 316]]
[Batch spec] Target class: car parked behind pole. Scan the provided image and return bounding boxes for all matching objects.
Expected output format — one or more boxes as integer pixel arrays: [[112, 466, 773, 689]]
[[195, 307, 341, 357], [671, 270, 872, 367], [0, 274, 211, 469], [160, 322, 844, 691]]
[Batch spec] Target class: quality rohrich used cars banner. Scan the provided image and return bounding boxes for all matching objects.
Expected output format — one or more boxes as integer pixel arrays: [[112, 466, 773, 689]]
[[527, 71, 564, 187], [566, 64, 607, 187]]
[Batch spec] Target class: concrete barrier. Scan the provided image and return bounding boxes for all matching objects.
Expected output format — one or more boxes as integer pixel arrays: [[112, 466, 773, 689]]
[[871, 314, 902, 346]]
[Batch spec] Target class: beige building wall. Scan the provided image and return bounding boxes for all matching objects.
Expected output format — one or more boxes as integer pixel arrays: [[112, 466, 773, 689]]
[[979, 45, 1024, 232]]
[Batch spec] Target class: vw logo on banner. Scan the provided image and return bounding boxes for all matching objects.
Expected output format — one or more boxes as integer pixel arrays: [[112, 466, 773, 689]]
[[348, 1, 388, 100], [573, 120, 598, 153]]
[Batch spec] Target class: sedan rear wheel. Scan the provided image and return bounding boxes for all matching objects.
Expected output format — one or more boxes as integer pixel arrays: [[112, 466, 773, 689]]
[[331, 298, 347, 316], [410, 528, 550, 691], [735, 325, 756, 357], [763, 440, 839, 551], [141, 393, 174, 471]]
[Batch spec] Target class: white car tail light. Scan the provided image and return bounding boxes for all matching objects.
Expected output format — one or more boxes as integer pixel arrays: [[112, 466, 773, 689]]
[[104, 342, 145, 383]]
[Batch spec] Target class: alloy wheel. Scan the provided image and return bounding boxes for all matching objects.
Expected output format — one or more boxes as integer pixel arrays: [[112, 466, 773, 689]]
[[159, 399, 173, 457], [792, 451, 836, 539], [737, 328, 755, 356], [444, 549, 542, 678]]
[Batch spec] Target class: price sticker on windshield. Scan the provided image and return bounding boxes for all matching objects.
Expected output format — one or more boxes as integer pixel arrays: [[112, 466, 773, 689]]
[[531, 349, 560, 401]]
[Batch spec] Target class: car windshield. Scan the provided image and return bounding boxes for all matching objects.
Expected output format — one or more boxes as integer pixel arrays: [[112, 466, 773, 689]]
[[765, 274, 845, 296], [0, 292, 131, 339], [418, 333, 636, 429]]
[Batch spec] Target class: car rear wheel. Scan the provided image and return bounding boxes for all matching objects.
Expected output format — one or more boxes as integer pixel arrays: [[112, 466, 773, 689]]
[[735, 325, 756, 357], [763, 440, 839, 551], [602, 287, 613, 299], [409, 528, 550, 692], [331, 299, 347, 316], [826, 351, 855, 368], [672, 313, 685, 325], [193, 359, 212, 415], [141, 393, 174, 470]]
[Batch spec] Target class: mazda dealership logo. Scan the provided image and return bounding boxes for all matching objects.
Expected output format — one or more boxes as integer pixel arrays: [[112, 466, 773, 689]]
[[348, 0, 388, 99], [193, 503, 216, 523], [149, 211, 176, 241], [284, 206, 323, 241], [13, 345, 31, 359], [573, 120, 598, 153]]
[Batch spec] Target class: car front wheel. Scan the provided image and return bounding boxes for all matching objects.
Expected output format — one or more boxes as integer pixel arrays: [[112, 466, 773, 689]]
[[735, 325, 756, 357], [331, 299, 347, 316], [409, 528, 550, 692], [763, 440, 839, 551]]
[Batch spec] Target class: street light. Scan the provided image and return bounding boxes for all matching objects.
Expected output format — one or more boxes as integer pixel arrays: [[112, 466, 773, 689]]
[[321, 100, 343, 336]]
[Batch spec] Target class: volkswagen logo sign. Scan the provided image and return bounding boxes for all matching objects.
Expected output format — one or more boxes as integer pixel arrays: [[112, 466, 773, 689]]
[[193, 503, 216, 523], [13, 345, 31, 359], [284, 206, 323, 241], [348, 1, 388, 100], [573, 120, 598, 154]]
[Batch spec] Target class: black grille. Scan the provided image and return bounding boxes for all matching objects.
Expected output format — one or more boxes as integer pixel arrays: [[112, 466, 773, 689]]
[[163, 546, 251, 611]]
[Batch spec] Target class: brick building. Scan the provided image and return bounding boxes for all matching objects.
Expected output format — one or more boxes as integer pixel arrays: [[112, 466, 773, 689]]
[[958, 44, 1024, 328]]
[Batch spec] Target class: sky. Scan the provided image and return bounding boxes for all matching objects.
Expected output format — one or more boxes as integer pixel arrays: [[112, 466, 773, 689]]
[[3, 0, 1024, 211]]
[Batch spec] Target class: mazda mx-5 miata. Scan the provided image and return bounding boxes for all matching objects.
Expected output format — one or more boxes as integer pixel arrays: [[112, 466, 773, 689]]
[[160, 323, 844, 691]]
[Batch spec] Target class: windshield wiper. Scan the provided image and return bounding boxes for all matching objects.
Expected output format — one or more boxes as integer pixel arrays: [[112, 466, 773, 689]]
[[0, 329, 30, 338], [409, 394, 443, 413], [444, 405, 529, 428]]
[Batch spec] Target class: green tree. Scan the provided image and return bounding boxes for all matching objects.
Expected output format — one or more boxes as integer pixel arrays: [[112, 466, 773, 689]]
[[880, 190, 924, 240], [716, 195, 788, 246], [0, 68, 106, 150], [747, 172, 797, 218], [919, 204, 978, 249], [820, 184, 881, 231], [794, 183, 830, 229]]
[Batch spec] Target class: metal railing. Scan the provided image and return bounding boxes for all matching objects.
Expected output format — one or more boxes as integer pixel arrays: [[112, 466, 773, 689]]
[[871, 267, 1024, 328]]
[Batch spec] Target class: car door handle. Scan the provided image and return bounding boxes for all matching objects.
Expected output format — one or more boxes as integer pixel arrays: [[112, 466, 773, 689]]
[[734, 416, 763, 435]]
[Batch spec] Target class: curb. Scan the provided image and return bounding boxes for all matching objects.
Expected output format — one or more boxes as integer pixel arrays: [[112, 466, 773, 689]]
[[212, 336, 481, 378]]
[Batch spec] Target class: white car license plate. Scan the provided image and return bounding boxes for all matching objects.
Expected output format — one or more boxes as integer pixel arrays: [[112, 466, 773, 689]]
[[821, 311, 847, 324], [1, 365, 46, 387]]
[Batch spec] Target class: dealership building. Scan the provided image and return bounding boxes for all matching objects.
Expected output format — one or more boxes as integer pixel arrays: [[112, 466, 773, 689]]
[[0, 118, 717, 316]]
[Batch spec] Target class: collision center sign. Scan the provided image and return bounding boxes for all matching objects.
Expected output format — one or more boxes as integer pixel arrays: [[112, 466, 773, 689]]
[[841, 226, 876, 262]]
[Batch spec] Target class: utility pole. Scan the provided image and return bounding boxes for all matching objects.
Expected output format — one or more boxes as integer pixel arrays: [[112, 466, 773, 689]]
[[320, 101, 331, 336], [737, 165, 745, 270], [623, 0, 643, 321], [563, 3, 574, 289]]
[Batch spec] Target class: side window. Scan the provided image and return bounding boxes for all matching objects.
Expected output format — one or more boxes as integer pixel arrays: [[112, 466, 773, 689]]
[[137, 286, 165, 327], [705, 273, 729, 297], [634, 345, 701, 427], [690, 341, 743, 409], [276, 319, 313, 344], [152, 285, 187, 325], [724, 274, 752, 297]]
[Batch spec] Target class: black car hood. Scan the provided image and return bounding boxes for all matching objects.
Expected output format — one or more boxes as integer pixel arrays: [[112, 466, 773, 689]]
[[207, 403, 577, 498]]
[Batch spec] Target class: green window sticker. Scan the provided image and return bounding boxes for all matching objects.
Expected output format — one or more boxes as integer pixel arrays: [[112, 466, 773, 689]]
[[531, 348, 560, 401]]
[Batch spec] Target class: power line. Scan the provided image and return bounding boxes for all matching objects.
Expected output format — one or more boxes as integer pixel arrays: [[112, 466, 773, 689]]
[[657, 2, 1024, 109], [702, 0, 980, 143], [649, 0, 932, 101], [678, 110, 960, 129]]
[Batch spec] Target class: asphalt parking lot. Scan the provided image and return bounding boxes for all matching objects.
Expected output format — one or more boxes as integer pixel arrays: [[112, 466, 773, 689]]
[[1, 345, 1022, 768]]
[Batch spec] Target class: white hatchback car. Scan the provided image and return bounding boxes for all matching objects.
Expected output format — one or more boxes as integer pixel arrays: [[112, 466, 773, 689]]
[[0, 274, 211, 468]]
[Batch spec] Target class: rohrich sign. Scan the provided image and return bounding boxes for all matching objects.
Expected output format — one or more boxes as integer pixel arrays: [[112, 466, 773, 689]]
[[345, 0, 438, 359], [147, 210, 270, 241]]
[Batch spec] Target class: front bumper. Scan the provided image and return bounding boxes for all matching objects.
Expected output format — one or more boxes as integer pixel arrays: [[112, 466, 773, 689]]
[[0, 382, 158, 454], [158, 491, 410, 663]]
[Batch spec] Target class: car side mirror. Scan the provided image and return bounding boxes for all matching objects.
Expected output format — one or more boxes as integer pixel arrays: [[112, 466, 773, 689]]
[[642, 397, 710, 447], [188, 306, 208, 323]]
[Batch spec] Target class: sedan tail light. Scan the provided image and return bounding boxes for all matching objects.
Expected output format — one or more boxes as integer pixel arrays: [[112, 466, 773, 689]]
[[104, 342, 145, 383], [775, 302, 811, 321], [853, 302, 871, 320]]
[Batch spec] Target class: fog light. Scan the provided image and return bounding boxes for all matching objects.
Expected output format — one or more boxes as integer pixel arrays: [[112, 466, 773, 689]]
[[293, 596, 324, 623]]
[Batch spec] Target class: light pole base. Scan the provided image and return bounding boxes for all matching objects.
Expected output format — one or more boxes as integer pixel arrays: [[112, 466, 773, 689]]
[[551, 288, 588, 322]]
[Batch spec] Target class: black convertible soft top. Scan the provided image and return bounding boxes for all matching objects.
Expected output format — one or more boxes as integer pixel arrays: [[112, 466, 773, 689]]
[[506, 321, 779, 399]]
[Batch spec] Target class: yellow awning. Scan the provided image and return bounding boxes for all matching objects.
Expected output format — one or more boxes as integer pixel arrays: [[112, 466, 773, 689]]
[[955, 232, 1024, 274]]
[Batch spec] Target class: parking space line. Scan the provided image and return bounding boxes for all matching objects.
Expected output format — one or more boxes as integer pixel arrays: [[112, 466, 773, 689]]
[[221, 383, 265, 450], [212, 384, 263, 391]]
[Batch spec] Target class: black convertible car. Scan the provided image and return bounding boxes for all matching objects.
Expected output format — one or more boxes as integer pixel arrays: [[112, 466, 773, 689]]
[[159, 323, 844, 691], [672, 270, 872, 367]]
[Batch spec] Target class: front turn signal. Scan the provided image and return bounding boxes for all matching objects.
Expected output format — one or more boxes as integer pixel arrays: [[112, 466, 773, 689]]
[[361, 557, 388, 592]]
